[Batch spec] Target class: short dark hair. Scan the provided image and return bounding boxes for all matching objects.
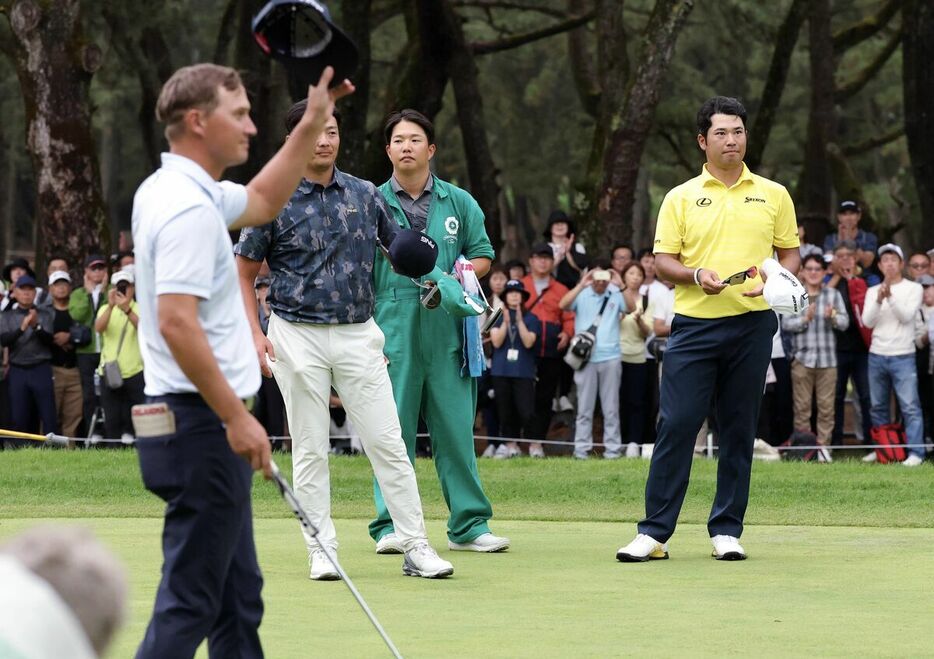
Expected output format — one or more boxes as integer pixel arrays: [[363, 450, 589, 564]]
[[592, 258, 613, 270], [384, 109, 435, 145], [696, 96, 747, 137], [834, 239, 858, 254], [636, 248, 654, 261], [611, 243, 633, 259], [621, 261, 646, 280], [505, 258, 527, 274], [802, 254, 825, 270], [285, 101, 341, 134]]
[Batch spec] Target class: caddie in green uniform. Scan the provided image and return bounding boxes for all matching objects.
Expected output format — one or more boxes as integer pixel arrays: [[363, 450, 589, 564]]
[[369, 109, 510, 554]]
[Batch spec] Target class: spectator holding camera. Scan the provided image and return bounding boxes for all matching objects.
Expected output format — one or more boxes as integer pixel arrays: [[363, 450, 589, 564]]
[[48, 271, 89, 439], [0, 275, 57, 441], [70, 254, 110, 435], [560, 264, 627, 459], [488, 279, 541, 458], [94, 270, 144, 443]]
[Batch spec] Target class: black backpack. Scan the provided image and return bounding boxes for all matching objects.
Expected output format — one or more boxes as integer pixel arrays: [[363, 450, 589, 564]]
[[781, 430, 818, 462]]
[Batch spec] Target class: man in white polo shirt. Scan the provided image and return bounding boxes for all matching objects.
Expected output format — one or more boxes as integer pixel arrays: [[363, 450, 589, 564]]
[[131, 63, 352, 659], [861, 243, 925, 466]]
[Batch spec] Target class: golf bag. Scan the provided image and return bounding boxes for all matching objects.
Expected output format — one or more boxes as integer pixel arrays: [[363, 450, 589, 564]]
[[781, 429, 818, 461], [870, 423, 907, 464]]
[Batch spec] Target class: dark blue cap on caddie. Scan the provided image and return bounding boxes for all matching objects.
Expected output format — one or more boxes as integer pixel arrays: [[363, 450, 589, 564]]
[[387, 230, 438, 279], [252, 0, 359, 87]]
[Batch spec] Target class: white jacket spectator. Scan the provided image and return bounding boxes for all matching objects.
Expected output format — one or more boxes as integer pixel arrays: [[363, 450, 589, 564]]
[[862, 279, 923, 355]]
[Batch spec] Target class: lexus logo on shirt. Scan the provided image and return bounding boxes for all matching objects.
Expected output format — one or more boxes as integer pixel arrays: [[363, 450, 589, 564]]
[[696, 197, 712, 207]]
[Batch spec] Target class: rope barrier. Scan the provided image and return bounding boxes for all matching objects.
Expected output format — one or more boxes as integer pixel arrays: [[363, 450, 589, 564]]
[[2, 429, 932, 454]]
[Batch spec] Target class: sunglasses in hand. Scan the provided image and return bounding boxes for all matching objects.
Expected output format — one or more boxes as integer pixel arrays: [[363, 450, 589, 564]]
[[722, 266, 758, 286]]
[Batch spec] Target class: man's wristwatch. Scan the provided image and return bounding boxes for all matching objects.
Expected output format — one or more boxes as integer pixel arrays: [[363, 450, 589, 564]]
[[693, 268, 703, 286]]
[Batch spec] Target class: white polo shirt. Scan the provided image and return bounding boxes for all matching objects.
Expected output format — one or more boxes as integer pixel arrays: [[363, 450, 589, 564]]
[[132, 153, 260, 398]]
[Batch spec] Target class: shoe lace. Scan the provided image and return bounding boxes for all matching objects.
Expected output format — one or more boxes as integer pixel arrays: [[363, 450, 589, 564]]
[[409, 542, 438, 560], [312, 548, 334, 564]]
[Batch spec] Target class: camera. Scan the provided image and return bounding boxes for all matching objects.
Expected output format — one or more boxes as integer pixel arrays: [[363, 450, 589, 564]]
[[116, 280, 130, 295]]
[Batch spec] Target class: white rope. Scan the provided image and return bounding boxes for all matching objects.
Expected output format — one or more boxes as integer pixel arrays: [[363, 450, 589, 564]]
[[2, 431, 932, 453]]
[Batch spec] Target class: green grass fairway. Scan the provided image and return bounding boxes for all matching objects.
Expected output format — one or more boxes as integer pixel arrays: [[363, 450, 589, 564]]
[[1, 450, 932, 657]]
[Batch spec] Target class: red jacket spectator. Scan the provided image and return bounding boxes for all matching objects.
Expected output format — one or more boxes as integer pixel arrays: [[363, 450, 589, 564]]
[[521, 274, 574, 358]]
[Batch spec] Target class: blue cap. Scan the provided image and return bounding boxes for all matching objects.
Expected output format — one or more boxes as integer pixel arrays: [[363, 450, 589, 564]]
[[387, 230, 438, 278], [14, 274, 37, 289]]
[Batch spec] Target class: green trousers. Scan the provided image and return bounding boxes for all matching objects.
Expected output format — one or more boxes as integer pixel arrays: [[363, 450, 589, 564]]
[[369, 292, 493, 544]]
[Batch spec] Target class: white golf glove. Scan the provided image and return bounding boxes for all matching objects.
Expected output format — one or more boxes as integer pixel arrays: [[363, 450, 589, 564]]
[[761, 258, 809, 315]]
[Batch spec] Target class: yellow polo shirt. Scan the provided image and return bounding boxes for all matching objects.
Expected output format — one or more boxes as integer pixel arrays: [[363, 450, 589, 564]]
[[653, 163, 799, 319]]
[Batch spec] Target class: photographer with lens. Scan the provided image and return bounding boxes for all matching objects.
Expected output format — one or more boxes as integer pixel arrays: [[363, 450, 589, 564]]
[[559, 263, 627, 459], [94, 270, 144, 444]]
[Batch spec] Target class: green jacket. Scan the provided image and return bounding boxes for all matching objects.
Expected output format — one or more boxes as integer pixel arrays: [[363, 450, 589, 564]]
[[68, 285, 108, 355], [374, 175, 494, 294]]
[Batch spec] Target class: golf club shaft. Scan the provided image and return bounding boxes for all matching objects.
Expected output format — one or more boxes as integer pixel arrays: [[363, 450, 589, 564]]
[[0, 428, 68, 445], [269, 460, 404, 659]]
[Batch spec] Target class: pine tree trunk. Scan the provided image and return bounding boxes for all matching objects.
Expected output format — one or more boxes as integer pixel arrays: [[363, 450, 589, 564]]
[[442, 0, 502, 255], [797, 0, 837, 242], [591, 0, 694, 254], [903, 0, 934, 247], [4, 0, 109, 267], [334, 0, 372, 178]]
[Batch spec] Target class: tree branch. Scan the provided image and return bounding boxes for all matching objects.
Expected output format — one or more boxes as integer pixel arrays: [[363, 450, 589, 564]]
[[453, 0, 568, 18], [834, 28, 901, 103], [745, 0, 808, 171], [842, 126, 904, 156], [833, 0, 902, 53], [471, 10, 595, 55], [658, 129, 695, 174], [567, 0, 599, 118]]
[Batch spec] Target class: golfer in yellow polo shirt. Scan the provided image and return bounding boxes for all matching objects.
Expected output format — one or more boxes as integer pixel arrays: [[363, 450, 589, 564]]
[[617, 96, 800, 563]]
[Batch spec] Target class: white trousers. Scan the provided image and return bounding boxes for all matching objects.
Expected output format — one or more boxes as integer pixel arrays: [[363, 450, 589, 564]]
[[268, 314, 427, 553]]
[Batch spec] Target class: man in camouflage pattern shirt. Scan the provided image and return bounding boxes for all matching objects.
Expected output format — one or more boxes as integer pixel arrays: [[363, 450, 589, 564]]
[[235, 103, 454, 581]]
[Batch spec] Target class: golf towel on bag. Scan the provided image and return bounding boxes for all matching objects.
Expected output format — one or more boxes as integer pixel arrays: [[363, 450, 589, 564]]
[[455, 256, 485, 377]]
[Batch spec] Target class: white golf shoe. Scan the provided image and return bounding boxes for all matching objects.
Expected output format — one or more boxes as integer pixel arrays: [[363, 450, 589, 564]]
[[711, 535, 746, 561], [448, 532, 510, 552], [375, 533, 404, 555], [403, 542, 454, 578], [309, 548, 340, 581], [616, 533, 668, 562], [902, 454, 924, 467]]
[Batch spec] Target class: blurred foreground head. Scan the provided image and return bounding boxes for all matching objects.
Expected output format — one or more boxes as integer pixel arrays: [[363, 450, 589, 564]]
[[0, 526, 127, 658]]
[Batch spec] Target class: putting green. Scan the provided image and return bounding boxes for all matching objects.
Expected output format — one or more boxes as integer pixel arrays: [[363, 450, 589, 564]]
[[2, 517, 931, 658]]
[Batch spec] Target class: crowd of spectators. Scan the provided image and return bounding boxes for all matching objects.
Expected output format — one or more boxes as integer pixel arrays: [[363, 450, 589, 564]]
[[1, 200, 931, 465], [476, 203, 932, 466], [0, 251, 141, 447]]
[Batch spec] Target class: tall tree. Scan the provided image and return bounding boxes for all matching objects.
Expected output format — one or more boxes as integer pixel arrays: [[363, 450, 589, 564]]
[[745, 0, 809, 171], [796, 0, 836, 241], [361, 1, 451, 183], [332, 0, 373, 177], [903, 0, 934, 247], [0, 0, 110, 267], [572, 0, 694, 252]]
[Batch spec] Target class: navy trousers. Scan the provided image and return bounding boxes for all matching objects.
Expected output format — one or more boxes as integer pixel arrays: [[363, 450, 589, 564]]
[[639, 310, 776, 543], [8, 363, 58, 442], [135, 394, 264, 659]]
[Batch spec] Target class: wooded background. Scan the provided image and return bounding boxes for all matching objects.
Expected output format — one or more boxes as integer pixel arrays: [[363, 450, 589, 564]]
[[1, 0, 931, 274]]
